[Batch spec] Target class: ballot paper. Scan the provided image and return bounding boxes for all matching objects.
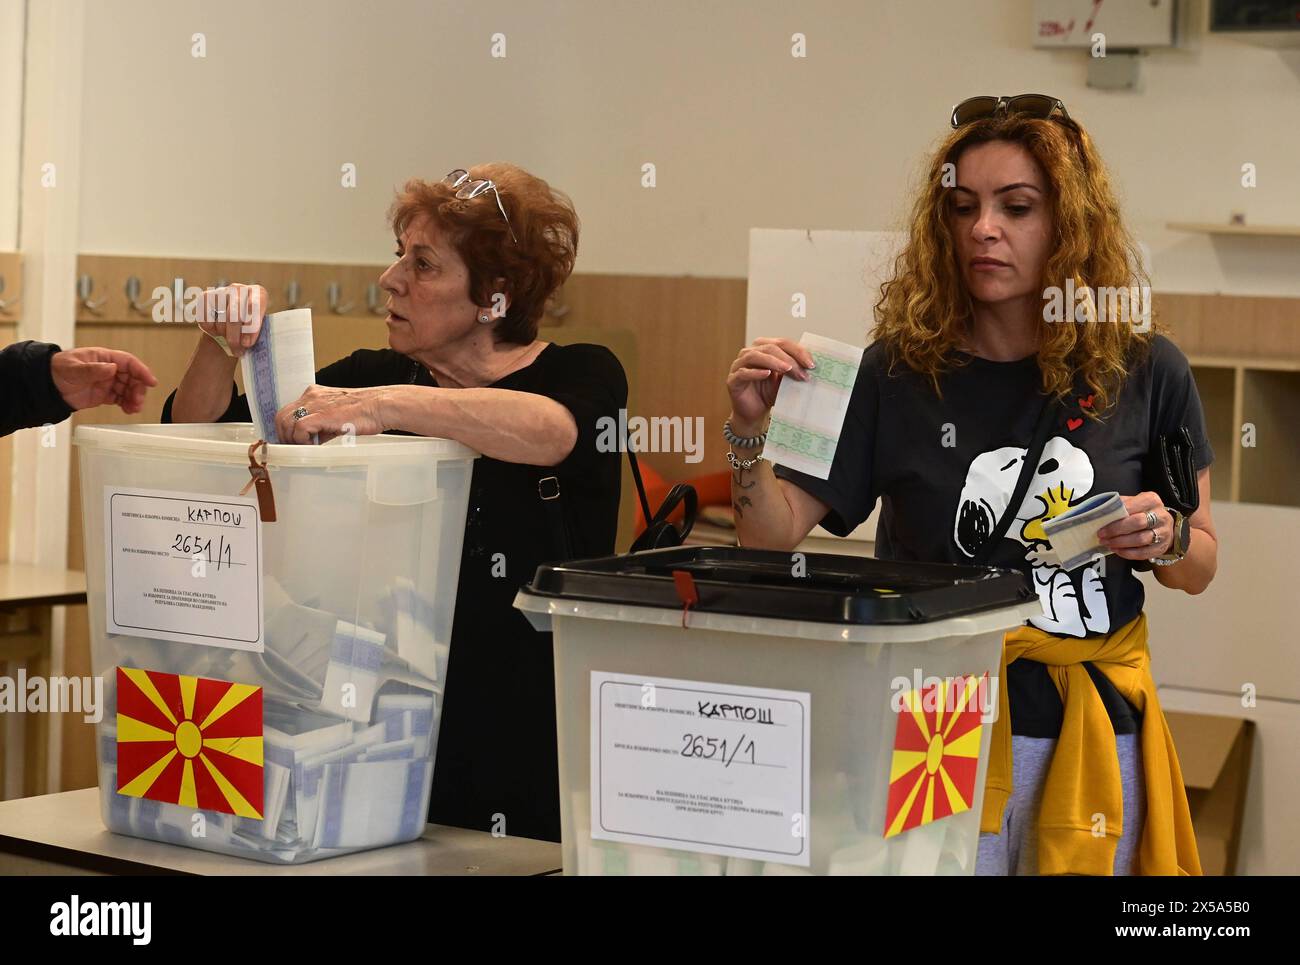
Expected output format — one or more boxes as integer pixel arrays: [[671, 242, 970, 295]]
[[391, 577, 445, 682], [312, 759, 432, 849], [629, 846, 724, 876], [241, 308, 316, 444], [898, 819, 946, 876], [319, 622, 387, 722], [376, 693, 436, 758], [828, 838, 890, 875], [1040, 491, 1129, 570], [577, 839, 632, 876], [764, 332, 865, 480], [97, 637, 440, 861], [235, 761, 291, 841]]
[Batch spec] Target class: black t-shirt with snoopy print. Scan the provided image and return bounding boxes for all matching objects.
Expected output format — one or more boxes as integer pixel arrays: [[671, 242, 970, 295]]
[[774, 334, 1213, 738]]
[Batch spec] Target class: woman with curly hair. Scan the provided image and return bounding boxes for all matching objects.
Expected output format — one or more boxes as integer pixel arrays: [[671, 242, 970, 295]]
[[724, 96, 1214, 875], [164, 163, 626, 842]]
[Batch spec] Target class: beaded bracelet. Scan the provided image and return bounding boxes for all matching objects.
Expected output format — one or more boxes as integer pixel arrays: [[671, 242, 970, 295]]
[[723, 418, 767, 449]]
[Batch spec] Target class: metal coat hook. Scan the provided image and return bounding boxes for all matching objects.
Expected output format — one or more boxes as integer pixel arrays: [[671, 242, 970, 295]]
[[327, 281, 353, 315], [366, 283, 387, 316], [77, 274, 107, 314], [285, 280, 312, 310], [0, 276, 19, 315], [125, 276, 160, 315]]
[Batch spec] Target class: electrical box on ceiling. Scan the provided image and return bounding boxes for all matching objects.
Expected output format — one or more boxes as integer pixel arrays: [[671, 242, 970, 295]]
[[1211, 0, 1300, 46], [1032, 0, 1180, 49]]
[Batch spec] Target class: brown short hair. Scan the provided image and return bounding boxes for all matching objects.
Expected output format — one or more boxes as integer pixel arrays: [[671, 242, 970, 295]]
[[388, 163, 579, 344]]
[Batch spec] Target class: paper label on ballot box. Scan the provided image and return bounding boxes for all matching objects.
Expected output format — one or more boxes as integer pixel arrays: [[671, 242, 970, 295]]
[[104, 487, 263, 651], [591, 671, 811, 866]]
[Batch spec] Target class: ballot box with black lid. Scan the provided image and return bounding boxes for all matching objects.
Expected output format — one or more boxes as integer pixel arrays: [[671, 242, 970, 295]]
[[515, 546, 1042, 876], [75, 423, 477, 863]]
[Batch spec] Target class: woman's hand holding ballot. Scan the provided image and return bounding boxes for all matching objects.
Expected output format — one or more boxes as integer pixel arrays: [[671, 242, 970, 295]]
[[171, 285, 268, 424], [196, 284, 267, 358], [274, 384, 387, 445], [1095, 492, 1176, 560], [725, 337, 815, 436], [724, 337, 833, 552]]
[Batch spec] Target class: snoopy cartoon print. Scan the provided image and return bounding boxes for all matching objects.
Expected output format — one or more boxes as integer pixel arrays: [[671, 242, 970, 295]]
[[953, 435, 1110, 637]]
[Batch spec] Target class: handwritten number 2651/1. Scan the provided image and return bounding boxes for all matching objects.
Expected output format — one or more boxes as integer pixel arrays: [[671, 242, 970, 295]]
[[172, 533, 233, 568], [680, 733, 755, 767]]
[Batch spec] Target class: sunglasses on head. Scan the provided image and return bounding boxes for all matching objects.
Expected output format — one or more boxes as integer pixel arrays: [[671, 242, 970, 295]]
[[442, 168, 519, 244], [950, 94, 1070, 129]]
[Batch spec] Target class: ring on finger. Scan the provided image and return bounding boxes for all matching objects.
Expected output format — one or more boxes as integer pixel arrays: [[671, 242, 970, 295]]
[[292, 406, 309, 422], [1150, 527, 1160, 546], [1144, 509, 1158, 530]]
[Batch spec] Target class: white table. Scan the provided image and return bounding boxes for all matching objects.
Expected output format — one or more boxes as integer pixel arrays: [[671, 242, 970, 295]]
[[0, 788, 561, 875]]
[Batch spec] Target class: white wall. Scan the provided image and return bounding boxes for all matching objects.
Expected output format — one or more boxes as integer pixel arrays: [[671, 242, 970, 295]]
[[49, 0, 1300, 293]]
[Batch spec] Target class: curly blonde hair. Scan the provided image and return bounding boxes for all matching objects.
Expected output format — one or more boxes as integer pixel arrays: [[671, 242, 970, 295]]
[[873, 111, 1158, 416]]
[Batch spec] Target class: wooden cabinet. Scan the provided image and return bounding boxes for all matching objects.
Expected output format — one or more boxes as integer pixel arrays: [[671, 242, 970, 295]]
[[1189, 356, 1300, 507]]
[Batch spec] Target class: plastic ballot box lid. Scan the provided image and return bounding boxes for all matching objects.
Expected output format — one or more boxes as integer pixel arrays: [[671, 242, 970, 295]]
[[521, 546, 1033, 627]]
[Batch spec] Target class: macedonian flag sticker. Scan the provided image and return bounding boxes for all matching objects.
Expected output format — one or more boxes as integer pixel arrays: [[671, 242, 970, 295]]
[[883, 672, 986, 838], [115, 666, 264, 819]]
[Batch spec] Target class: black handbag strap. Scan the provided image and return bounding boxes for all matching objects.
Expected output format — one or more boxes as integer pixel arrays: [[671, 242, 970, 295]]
[[972, 393, 1059, 565], [539, 440, 698, 561]]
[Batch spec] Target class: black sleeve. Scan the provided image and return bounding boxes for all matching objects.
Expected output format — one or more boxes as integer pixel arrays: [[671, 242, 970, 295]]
[[1148, 335, 1214, 472], [159, 349, 383, 425], [0, 341, 75, 436], [771, 344, 881, 537], [528, 344, 628, 475]]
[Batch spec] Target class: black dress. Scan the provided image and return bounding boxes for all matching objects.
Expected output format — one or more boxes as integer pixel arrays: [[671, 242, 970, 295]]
[[162, 341, 628, 841]]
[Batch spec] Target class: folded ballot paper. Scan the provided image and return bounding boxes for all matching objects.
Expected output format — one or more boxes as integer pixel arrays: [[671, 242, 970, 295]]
[[763, 332, 865, 480], [241, 308, 316, 444], [1040, 491, 1130, 571]]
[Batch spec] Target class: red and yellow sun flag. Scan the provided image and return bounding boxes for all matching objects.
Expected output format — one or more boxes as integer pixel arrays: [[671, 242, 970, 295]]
[[883, 672, 986, 838], [115, 666, 263, 819]]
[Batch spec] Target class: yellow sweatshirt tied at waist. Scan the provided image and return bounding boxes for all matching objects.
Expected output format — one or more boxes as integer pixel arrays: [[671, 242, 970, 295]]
[[979, 611, 1202, 876]]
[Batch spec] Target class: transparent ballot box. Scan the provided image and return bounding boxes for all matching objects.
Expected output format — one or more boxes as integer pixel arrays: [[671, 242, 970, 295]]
[[75, 423, 477, 863], [516, 547, 1040, 876]]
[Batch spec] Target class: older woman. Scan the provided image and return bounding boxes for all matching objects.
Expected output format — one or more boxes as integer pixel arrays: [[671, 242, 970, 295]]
[[725, 97, 1214, 875], [163, 163, 626, 842]]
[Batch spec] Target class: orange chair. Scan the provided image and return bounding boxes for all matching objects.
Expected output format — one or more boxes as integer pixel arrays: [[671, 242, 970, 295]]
[[631, 462, 731, 538]]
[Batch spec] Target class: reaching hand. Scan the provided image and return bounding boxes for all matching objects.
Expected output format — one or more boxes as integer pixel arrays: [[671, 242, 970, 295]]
[[50, 347, 159, 414]]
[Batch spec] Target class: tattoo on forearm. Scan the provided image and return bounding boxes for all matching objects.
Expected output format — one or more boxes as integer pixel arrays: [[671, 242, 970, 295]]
[[732, 495, 752, 519], [733, 466, 756, 490]]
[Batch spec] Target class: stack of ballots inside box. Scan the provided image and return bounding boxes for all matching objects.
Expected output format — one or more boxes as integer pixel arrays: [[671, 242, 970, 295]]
[[96, 574, 445, 863]]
